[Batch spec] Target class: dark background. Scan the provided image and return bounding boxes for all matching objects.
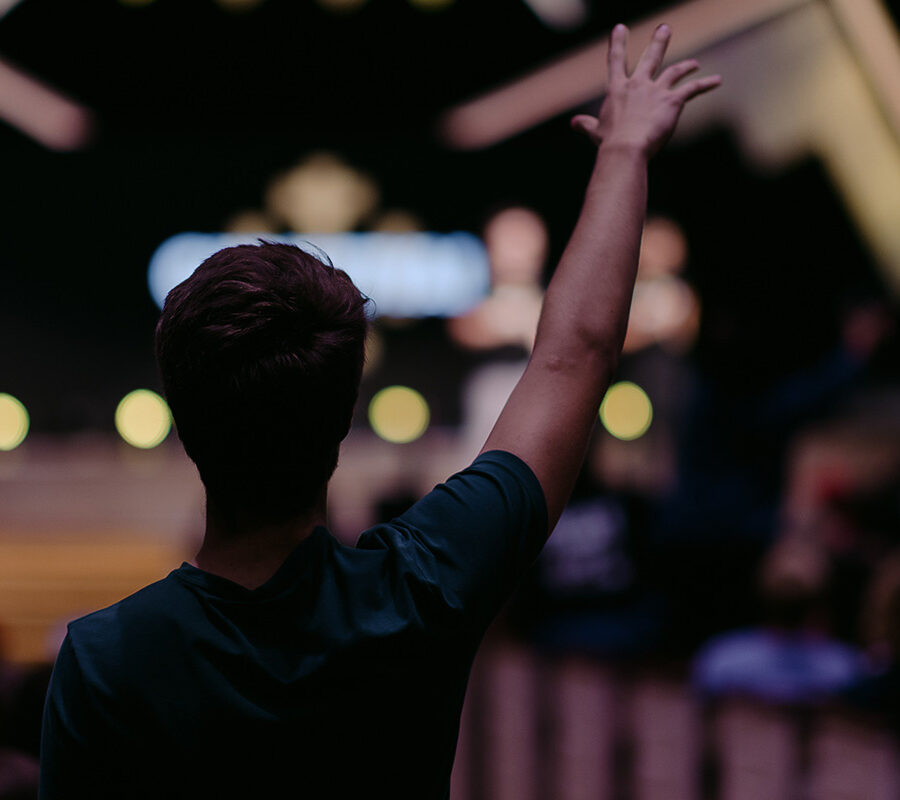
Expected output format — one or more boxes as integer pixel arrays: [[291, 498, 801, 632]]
[[1, 0, 897, 434]]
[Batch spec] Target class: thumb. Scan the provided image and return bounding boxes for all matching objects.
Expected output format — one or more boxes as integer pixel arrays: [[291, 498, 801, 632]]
[[570, 115, 599, 140]]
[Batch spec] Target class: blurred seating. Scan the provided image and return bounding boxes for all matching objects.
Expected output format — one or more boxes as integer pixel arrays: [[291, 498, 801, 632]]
[[630, 675, 700, 800], [482, 643, 542, 800], [713, 698, 798, 800], [546, 656, 616, 800], [450, 638, 900, 800], [807, 709, 900, 800], [0, 534, 187, 664]]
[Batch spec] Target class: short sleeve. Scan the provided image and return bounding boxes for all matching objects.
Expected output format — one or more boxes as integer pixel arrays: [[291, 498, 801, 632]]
[[40, 635, 105, 799], [356, 450, 548, 634]]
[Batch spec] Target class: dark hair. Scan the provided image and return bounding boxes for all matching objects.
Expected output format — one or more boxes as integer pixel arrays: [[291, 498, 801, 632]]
[[155, 241, 369, 523]]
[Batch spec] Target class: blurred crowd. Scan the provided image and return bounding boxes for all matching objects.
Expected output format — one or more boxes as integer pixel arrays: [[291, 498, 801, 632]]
[[2, 211, 900, 799]]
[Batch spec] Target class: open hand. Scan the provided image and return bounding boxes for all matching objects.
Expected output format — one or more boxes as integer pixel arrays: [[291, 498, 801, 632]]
[[572, 23, 721, 158]]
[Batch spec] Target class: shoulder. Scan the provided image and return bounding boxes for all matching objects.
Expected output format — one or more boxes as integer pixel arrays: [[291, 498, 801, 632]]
[[423, 449, 547, 523], [65, 572, 187, 666], [430, 449, 546, 497], [351, 450, 548, 632], [358, 449, 547, 553]]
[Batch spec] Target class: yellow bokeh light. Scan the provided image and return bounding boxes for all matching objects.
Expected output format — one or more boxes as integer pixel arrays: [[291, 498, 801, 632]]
[[368, 386, 430, 444], [115, 389, 172, 449], [599, 381, 653, 441], [0, 394, 29, 451], [265, 152, 379, 234]]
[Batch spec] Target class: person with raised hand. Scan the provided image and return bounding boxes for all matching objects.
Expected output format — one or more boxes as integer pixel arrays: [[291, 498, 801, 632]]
[[40, 24, 719, 800]]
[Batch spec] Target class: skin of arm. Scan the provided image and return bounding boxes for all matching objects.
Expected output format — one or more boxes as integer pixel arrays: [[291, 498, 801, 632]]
[[481, 23, 721, 531]]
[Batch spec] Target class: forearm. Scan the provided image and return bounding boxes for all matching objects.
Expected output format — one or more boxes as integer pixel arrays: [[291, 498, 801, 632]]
[[479, 23, 719, 529], [481, 145, 649, 528], [531, 143, 648, 391]]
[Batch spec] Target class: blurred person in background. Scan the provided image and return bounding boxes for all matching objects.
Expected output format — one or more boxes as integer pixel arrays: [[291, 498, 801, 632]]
[[692, 538, 864, 705], [39, 25, 720, 799], [509, 432, 670, 661], [650, 298, 893, 653], [837, 490, 900, 732], [449, 204, 547, 463], [819, 463, 900, 645]]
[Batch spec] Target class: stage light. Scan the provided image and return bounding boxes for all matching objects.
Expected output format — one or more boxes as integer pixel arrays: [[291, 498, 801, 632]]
[[214, 0, 265, 11], [371, 209, 424, 233], [368, 386, 430, 444], [265, 153, 379, 234], [599, 381, 652, 441], [522, 0, 588, 30], [0, 57, 94, 151], [223, 209, 277, 234], [0, 2, 26, 22], [409, 0, 454, 9], [316, 0, 368, 11], [0, 393, 28, 451], [115, 390, 171, 449]]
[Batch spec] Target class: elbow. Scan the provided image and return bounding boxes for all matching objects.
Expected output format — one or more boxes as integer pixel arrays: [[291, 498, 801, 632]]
[[533, 334, 620, 384]]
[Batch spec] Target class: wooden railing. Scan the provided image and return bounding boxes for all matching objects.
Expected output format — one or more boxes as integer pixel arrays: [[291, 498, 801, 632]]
[[452, 640, 900, 800]]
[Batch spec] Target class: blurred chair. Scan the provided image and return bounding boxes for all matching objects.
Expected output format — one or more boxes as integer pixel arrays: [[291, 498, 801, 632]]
[[807, 709, 900, 800], [630, 675, 700, 800], [713, 698, 798, 800], [450, 647, 485, 800], [546, 656, 617, 800], [483, 642, 542, 800]]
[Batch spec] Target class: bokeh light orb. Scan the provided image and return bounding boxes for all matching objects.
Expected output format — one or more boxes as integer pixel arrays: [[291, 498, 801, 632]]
[[115, 390, 172, 449], [265, 152, 379, 234], [599, 381, 653, 441], [0, 394, 29, 451], [368, 386, 430, 444]]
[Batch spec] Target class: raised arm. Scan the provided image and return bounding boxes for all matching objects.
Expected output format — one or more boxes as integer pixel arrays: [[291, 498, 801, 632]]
[[481, 23, 721, 530]]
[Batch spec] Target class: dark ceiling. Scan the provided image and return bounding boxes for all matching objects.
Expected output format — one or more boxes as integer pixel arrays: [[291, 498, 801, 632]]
[[1, 0, 897, 433]]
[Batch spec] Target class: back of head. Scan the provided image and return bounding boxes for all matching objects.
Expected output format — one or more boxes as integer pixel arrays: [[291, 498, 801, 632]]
[[155, 241, 369, 524]]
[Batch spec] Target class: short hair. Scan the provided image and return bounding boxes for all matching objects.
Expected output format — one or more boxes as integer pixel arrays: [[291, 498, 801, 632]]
[[155, 241, 369, 523]]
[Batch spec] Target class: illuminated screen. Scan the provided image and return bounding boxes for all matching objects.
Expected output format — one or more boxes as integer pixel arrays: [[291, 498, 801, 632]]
[[148, 232, 490, 318]]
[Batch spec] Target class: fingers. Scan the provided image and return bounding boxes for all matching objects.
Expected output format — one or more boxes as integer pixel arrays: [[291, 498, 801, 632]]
[[659, 59, 699, 88], [635, 24, 671, 78], [674, 74, 723, 103], [607, 24, 628, 81]]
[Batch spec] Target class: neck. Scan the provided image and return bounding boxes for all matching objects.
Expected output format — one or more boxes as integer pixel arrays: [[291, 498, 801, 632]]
[[193, 488, 327, 590]]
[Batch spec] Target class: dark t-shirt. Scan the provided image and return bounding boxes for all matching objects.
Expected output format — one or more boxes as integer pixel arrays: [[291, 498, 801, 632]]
[[39, 450, 547, 799]]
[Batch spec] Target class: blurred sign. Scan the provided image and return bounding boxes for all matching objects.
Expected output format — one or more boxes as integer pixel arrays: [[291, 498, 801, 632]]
[[147, 231, 490, 318]]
